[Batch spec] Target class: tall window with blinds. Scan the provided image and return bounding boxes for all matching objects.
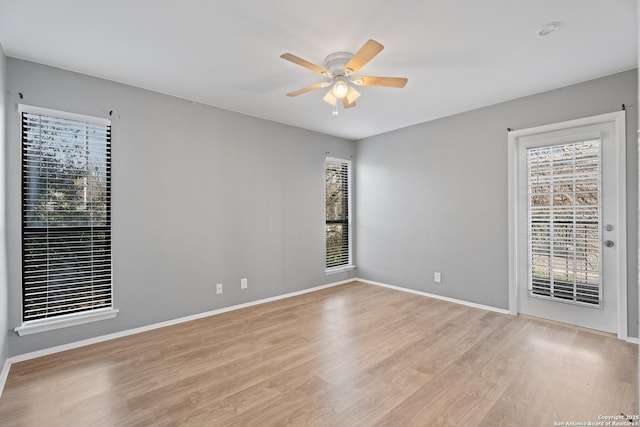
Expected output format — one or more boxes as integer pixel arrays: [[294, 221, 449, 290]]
[[21, 106, 112, 323], [325, 158, 352, 269], [527, 140, 601, 307]]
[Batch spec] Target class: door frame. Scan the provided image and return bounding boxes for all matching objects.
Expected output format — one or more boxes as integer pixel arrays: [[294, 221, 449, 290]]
[[508, 111, 627, 339]]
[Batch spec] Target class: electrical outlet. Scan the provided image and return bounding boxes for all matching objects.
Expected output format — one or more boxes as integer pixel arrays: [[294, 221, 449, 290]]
[[434, 272, 442, 283], [216, 283, 223, 294], [241, 278, 248, 289]]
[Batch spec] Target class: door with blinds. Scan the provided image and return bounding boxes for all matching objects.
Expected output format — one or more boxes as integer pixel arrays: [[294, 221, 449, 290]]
[[510, 112, 626, 334]]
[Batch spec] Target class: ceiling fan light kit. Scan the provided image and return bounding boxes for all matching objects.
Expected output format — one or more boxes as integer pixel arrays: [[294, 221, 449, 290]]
[[281, 39, 408, 115], [332, 78, 349, 98]]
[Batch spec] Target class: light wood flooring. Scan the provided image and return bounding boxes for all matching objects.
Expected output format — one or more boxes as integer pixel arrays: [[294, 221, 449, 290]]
[[0, 281, 637, 426]]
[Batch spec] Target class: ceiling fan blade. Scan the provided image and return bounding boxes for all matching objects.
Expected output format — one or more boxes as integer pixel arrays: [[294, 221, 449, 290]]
[[280, 53, 330, 75], [344, 39, 384, 73], [357, 76, 408, 88], [286, 82, 327, 97], [342, 97, 356, 109]]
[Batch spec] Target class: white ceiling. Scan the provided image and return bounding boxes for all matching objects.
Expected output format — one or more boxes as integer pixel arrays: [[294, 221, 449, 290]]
[[0, 0, 637, 140]]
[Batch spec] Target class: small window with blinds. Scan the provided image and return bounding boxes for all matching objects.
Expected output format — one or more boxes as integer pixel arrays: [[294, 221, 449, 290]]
[[325, 157, 352, 270], [20, 105, 113, 325], [527, 139, 601, 307]]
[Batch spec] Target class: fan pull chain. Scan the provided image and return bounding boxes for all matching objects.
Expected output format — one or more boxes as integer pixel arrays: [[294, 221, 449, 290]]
[[332, 104, 338, 116]]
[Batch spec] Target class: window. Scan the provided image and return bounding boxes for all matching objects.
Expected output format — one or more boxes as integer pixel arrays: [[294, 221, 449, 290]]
[[325, 157, 353, 271], [527, 140, 601, 306], [18, 105, 115, 334]]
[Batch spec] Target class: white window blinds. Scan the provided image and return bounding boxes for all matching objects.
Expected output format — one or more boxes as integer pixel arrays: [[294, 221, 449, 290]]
[[527, 140, 601, 306], [325, 158, 351, 269], [21, 107, 112, 322]]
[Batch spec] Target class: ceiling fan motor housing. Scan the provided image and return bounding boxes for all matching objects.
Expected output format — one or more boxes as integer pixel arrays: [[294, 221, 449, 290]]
[[324, 52, 355, 76]]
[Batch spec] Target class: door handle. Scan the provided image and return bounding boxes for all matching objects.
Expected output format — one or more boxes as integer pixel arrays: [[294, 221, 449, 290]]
[[604, 240, 614, 248]]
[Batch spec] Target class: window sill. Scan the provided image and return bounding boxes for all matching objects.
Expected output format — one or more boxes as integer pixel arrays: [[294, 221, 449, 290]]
[[15, 308, 119, 336], [325, 265, 356, 275]]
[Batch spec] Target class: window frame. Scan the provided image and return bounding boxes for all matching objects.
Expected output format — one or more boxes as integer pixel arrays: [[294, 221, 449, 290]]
[[15, 104, 118, 336], [324, 156, 355, 274]]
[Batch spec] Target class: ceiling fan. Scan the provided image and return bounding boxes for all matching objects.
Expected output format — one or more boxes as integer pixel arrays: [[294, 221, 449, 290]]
[[280, 39, 408, 115]]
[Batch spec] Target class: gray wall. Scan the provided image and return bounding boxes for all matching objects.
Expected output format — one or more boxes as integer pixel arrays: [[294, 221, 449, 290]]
[[5, 58, 356, 356], [0, 44, 8, 369], [355, 70, 639, 337]]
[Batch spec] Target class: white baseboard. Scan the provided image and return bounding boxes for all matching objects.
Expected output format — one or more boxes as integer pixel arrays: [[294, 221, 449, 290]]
[[0, 359, 10, 399], [625, 337, 639, 345], [7, 278, 354, 365], [356, 278, 510, 315]]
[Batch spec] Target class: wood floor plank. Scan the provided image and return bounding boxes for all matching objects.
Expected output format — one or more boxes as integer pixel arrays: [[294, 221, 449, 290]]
[[0, 281, 636, 426]]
